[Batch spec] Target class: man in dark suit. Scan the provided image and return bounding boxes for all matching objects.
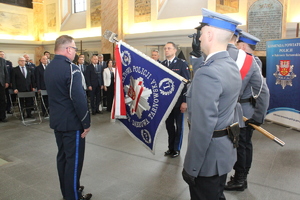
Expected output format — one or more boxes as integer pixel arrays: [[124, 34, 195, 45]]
[[161, 42, 190, 158], [78, 57, 87, 76], [85, 55, 104, 115], [79, 54, 89, 66], [12, 56, 36, 118], [44, 51, 51, 64], [0, 56, 9, 122], [97, 54, 107, 107], [36, 55, 49, 116], [0, 51, 11, 118], [98, 54, 107, 69]]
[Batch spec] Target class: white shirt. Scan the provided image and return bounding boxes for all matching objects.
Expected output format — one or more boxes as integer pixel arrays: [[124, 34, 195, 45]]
[[19, 65, 27, 78]]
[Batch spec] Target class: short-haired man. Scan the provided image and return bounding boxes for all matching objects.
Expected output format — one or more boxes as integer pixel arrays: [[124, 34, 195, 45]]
[[161, 42, 190, 158], [97, 54, 107, 68], [79, 54, 89, 65], [85, 55, 104, 115], [182, 8, 242, 200], [36, 55, 49, 117], [44, 35, 92, 200], [224, 30, 270, 192], [12, 56, 36, 118], [151, 50, 161, 63], [78, 57, 87, 76], [44, 51, 51, 64]]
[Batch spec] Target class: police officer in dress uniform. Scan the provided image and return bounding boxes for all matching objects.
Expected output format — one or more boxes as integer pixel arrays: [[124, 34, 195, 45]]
[[44, 35, 92, 200], [161, 42, 190, 158], [237, 31, 263, 70], [223, 29, 270, 192], [182, 8, 242, 200]]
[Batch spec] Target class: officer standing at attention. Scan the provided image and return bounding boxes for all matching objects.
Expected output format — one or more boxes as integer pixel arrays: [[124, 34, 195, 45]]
[[237, 31, 263, 70], [161, 42, 190, 158], [182, 8, 242, 200], [44, 35, 92, 200], [224, 29, 270, 192]]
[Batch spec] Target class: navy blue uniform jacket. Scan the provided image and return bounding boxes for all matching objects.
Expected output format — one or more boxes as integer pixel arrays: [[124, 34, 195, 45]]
[[161, 57, 190, 108], [44, 55, 90, 131]]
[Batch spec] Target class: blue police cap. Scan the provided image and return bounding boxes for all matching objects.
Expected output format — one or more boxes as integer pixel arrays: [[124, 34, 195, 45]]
[[234, 28, 242, 36], [199, 8, 242, 32], [239, 31, 260, 45]]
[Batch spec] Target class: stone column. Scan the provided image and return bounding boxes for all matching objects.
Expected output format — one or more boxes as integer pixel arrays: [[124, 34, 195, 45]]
[[35, 46, 45, 66], [32, 0, 45, 41], [100, 0, 123, 59], [32, 0, 45, 65]]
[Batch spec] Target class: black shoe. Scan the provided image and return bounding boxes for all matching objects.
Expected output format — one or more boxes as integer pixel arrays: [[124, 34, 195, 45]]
[[229, 175, 248, 189], [0, 118, 8, 123], [92, 111, 96, 115], [80, 193, 92, 200], [7, 111, 12, 114], [79, 185, 84, 193], [171, 150, 180, 158], [164, 150, 174, 156], [96, 110, 103, 114], [224, 172, 247, 191]]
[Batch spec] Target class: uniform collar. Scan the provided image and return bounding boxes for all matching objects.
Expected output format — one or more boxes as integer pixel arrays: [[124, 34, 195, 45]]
[[54, 54, 72, 63], [205, 50, 227, 61]]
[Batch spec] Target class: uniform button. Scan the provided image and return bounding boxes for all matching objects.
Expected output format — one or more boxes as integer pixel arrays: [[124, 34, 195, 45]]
[[193, 168, 196, 171]]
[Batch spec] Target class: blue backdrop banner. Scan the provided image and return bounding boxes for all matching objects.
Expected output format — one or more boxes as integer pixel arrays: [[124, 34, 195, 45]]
[[266, 38, 300, 129]]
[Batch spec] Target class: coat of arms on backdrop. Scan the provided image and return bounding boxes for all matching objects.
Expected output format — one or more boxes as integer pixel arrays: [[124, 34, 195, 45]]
[[273, 60, 297, 89]]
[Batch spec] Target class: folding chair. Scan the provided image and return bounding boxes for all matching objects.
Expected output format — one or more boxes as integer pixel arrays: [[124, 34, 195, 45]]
[[8, 89, 19, 119], [40, 90, 49, 119], [17, 91, 42, 126]]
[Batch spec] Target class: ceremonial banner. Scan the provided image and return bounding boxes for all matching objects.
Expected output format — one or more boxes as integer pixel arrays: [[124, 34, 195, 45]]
[[266, 38, 300, 130], [112, 41, 186, 153]]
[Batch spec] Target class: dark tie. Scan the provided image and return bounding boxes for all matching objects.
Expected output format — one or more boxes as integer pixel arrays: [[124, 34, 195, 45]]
[[21, 67, 25, 77], [81, 64, 84, 72], [168, 60, 171, 67]]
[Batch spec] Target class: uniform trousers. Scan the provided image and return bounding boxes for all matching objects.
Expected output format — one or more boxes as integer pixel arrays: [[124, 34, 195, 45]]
[[233, 126, 254, 173], [165, 107, 184, 151], [55, 130, 85, 200], [89, 85, 101, 113], [189, 174, 227, 200], [0, 83, 6, 120], [106, 76, 114, 112], [5, 88, 11, 112]]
